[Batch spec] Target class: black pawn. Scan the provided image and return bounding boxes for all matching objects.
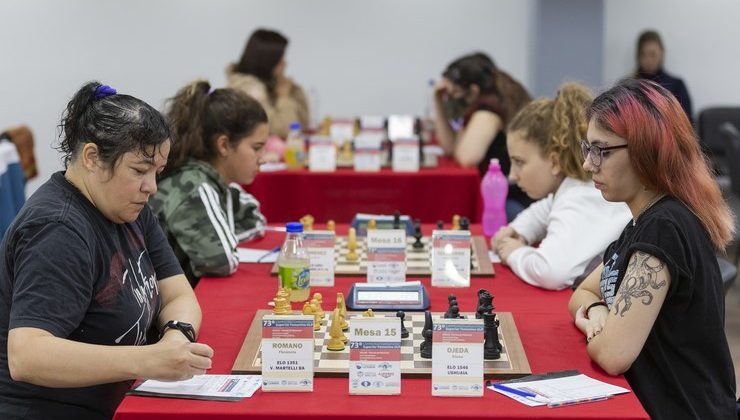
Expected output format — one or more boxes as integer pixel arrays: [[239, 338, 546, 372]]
[[393, 210, 401, 229], [459, 216, 470, 231], [483, 313, 502, 360], [444, 294, 457, 318], [436, 219, 444, 229], [420, 310, 433, 359], [412, 219, 424, 250], [396, 311, 409, 339]]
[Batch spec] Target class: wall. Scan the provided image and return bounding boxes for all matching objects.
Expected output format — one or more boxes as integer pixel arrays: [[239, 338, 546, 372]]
[[604, 0, 740, 116], [0, 0, 535, 193]]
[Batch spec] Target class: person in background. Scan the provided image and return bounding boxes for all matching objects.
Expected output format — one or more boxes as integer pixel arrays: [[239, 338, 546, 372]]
[[433, 53, 533, 219], [150, 80, 268, 287], [633, 30, 692, 123], [569, 79, 735, 419], [492, 82, 631, 290], [226, 28, 309, 139], [0, 82, 213, 419]]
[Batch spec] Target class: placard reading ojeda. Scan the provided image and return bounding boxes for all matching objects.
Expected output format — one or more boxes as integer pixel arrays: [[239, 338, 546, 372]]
[[431, 318, 484, 397], [261, 315, 314, 392]]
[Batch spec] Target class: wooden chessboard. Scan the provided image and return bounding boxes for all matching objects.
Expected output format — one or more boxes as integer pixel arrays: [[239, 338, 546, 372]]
[[232, 310, 531, 378], [270, 235, 495, 277]]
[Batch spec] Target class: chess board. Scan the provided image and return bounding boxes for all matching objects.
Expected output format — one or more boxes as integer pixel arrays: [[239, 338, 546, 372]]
[[232, 310, 531, 378], [270, 235, 495, 277]]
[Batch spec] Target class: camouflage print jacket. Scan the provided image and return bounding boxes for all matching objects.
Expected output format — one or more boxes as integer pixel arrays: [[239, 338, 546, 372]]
[[149, 159, 266, 285]]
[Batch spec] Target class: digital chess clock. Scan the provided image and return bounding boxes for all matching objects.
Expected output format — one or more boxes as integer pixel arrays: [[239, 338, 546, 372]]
[[346, 281, 430, 311]]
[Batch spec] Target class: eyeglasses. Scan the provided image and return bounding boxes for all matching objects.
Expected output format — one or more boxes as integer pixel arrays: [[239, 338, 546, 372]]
[[580, 139, 628, 168]]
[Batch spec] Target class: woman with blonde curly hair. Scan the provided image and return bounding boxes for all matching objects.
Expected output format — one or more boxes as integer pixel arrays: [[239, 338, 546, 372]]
[[491, 82, 631, 290]]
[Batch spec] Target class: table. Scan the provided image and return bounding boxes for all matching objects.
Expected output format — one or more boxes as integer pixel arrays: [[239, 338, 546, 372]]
[[245, 157, 482, 224], [115, 226, 648, 420]]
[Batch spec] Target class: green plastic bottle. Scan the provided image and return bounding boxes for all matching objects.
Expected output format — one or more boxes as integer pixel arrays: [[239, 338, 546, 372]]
[[277, 222, 311, 302]]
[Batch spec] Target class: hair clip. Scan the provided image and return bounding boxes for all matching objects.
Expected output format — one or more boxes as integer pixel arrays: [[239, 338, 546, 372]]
[[94, 85, 117, 99]]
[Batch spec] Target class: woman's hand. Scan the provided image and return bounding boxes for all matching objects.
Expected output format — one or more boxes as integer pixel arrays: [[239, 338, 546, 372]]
[[433, 78, 452, 99], [490, 226, 520, 249], [494, 236, 526, 264], [140, 331, 214, 382], [574, 305, 608, 343]]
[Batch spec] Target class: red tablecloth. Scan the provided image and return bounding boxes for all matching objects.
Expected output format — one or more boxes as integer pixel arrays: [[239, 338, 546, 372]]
[[115, 226, 648, 420], [245, 157, 482, 224]]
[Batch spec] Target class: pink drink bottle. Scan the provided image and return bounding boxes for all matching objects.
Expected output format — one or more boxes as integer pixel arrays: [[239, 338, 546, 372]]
[[481, 158, 509, 236]]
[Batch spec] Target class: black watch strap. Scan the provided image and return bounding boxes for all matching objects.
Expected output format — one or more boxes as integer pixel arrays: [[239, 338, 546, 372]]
[[162, 320, 196, 342]]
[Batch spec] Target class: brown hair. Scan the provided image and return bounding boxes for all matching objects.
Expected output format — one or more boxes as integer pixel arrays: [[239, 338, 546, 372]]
[[164, 80, 267, 175], [508, 82, 592, 180]]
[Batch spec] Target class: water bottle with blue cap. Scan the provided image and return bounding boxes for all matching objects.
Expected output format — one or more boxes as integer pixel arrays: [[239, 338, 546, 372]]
[[277, 222, 311, 302]]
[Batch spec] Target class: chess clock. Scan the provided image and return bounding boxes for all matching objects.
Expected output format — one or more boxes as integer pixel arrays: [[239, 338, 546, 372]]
[[346, 281, 430, 311]]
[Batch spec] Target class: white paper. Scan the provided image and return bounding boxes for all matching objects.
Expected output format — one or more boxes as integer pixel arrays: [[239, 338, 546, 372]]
[[259, 162, 288, 172], [488, 250, 502, 263], [431, 230, 471, 287], [308, 141, 337, 172], [304, 230, 335, 286], [237, 248, 278, 263], [431, 318, 484, 397], [488, 374, 629, 406], [133, 375, 261, 400], [261, 315, 315, 392]]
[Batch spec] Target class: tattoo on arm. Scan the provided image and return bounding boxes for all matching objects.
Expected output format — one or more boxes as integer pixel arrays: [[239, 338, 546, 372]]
[[613, 251, 667, 317]]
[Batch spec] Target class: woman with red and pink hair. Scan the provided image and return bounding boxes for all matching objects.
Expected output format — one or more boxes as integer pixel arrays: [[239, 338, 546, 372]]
[[568, 79, 735, 419]]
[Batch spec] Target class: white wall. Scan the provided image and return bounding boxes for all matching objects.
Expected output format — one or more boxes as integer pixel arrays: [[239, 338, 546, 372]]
[[0, 0, 535, 194], [604, 0, 740, 115]]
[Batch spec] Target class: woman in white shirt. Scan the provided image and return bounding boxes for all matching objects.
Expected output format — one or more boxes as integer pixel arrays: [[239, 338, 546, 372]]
[[491, 82, 631, 290]]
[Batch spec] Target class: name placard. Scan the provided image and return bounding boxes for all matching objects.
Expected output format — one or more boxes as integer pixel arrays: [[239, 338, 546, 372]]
[[308, 136, 337, 172], [349, 317, 402, 395], [366, 229, 407, 284], [354, 131, 384, 172], [431, 318, 484, 397], [431, 230, 471, 288], [392, 137, 420, 172], [261, 315, 314, 392], [304, 230, 336, 287]]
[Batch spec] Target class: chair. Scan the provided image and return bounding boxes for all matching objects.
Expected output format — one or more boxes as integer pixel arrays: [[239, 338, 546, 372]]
[[697, 107, 740, 175], [720, 123, 740, 195], [716, 255, 736, 296]]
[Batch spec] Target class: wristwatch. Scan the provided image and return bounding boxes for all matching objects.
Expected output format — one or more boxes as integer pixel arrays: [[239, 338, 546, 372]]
[[162, 320, 196, 343]]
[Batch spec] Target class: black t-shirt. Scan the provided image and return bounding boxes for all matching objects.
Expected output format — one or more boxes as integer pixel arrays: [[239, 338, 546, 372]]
[[600, 197, 736, 419], [0, 172, 183, 419]]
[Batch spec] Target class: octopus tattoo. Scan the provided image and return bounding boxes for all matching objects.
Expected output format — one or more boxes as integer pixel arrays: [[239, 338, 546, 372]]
[[613, 251, 666, 317]]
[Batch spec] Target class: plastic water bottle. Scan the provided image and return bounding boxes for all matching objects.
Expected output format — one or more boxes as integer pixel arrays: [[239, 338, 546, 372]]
[[277, 222, 311, 302], [284, 122, 305, 169], [481, 158, 509, 236]]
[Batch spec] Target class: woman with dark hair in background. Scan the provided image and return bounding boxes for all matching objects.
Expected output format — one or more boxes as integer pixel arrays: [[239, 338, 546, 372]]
[[0, 82, 213, 419], [633, 30, 693, 122], [433, 52, 532, 219], [226, 28, 309, 138], [150, 80, 268, 287], [569, 79, 735, 419]]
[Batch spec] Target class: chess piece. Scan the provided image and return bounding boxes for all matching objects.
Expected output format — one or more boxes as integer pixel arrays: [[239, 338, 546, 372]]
[[436, 219, 444, 230], [278, 287, 291, 302], [300, 214, 314, 231], [327, 220, 336, 232], [393, 211, 401, 230], [459, 216, 470, 231], [412, 219, 424, 250], [367, 219, 377, 230], [483, 313, 502, 360], [337, 292, 349, 331], [448, 303, 461, 319], [312, 293, 325, 317], [420, 310, 433, 359], [363, 308, 375, 317], [309, 300, 322, 330], [346, 227, 359, 261], [273, 297, 291, 315], [476, 289, 495, 319], [452, 214, 460, 230], [341, 140, 353, 161], [444, 294, 457, 318], [327, 309, 346, 351], [396, 311, 409, 339]]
